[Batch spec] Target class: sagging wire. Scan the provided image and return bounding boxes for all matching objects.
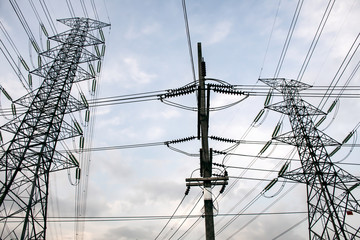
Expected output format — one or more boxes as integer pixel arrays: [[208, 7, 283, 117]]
[[102, 0, 111, 27], [258, 0, 282, 78], [166, 193, 203, 240], [160, 169, 203, 239], [316, 33, 360, 112], [297, 0, 336, 82], [178, 216, 202, 240], [39, 0, 58, 36], [273, 0, 304, 78], [271, 216, 307, 239], [315, 48, 360, 128], [182, 0, 196, 83], [90, 0, 100, 21], [154, 193, 189, 240], [216, 192, 263, 237], [66, 0, 76, 18], [212, 148, 297, 238], [224, 184, 299, 239]]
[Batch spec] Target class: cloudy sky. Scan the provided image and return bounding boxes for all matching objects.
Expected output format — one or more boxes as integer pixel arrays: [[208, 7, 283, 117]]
[[1, 0, 360, 239]]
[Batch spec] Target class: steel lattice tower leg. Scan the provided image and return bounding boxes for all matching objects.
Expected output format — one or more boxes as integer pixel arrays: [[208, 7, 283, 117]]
[[0, 17, 109, 239], [261, 78, 360, 240]]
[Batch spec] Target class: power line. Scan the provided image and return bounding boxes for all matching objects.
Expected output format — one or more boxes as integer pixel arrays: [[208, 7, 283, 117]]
[[272, 216, 307, 239], [297, 0, 335, 81], [154, 194, 188, 240], [273, 0, 304, 78], [182, 0, 196, 82], [2, 211, 307, 223]]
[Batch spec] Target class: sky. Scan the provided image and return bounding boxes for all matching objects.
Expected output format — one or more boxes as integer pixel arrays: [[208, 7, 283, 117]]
[[1, 0, 360, 239]]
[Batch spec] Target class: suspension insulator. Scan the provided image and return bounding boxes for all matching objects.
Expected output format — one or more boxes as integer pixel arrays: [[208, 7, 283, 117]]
[[76, 168, 81, 180], [278, 162, 289, 176], [40, 23, 49, 37], [80, 93, 89, 108], [79, 136, 85, 149], [20, 57, 30, 71], [327, 100, 337, 113], [97, 60, 102, 73], [27, 73, 32, 87], [168, 136, 196, 144], [91, 79, 97, 93], [253, 109, 265, 123], [315, 116, 326, 128], [210, 136, 237, 143], [74, 120, 83, 135], [95, 45, 100, 57], [99, 29, 105, 42], [259, 140, 272, 155], [85, 109, 90, 122], [11, 103, 16, 116], [164, 85, 197, 98], [185, 186, 190, 195], [38, 56, 42, 67], [212, 87, 245, 95], [101, 44, 106, 57], [47, 40, 50, 51], [31, 39, 40, 53], [213, 149, 227, 155], [272, 122, 281, 138], [68, 152, 79, 167], [89, 64, 95, 76], [213, 162, 225, 168], [329, 146, 341, 157], [264, 178, 278, 192], [2, 88, 12, 101], [342, 131, 354, 144], [220, 184, 226, 194], [264, 90, 272, 106]]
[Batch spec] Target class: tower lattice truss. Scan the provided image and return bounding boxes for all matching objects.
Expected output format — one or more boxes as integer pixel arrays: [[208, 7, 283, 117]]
[[261, 78, 360, 239], [0, 18, 109, 239]]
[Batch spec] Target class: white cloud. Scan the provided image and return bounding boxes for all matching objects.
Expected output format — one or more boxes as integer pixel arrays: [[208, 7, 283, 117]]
[[125, 22, 161, 39], [102, 56, 157, 88], [208, 20, 233, 44]]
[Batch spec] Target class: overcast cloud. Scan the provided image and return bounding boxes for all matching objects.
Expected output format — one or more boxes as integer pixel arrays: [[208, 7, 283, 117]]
[[1, 1, 360, 239]]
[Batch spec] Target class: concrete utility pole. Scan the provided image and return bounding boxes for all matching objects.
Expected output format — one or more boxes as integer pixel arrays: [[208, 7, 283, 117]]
[[197, 42, 215, 240], [185, 42, 229, 239]]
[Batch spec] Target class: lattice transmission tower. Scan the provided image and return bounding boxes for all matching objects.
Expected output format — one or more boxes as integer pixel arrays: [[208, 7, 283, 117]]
[[261, 78, 360, 239], [0, 17, 109, 239]]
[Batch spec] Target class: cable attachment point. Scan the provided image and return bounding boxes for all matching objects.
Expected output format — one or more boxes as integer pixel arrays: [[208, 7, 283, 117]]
[[162, 84, 197, 98], [210, 84, 246, 96], [165, 136, 196, 145], [185, 185, 190, 195], [210, 135, 238, 143], [212, 149, 227, 155]]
